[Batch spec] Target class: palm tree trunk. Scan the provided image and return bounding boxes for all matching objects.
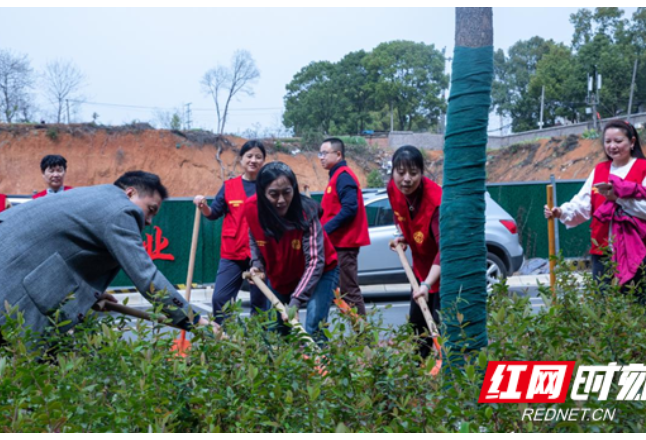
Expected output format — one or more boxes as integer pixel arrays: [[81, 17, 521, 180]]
[[440, 7, 493, 370]]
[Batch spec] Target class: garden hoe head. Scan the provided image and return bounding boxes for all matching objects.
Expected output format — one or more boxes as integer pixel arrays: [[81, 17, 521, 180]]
[[389, 240, 442, 377], [333, 288, 361, 321], [171, 331, 191, 357], [171, 205, 202, 358], [99, 301, 193, 357]]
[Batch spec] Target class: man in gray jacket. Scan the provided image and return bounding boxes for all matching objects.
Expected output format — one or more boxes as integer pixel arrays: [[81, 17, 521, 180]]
[[0, 171, 218, 342]]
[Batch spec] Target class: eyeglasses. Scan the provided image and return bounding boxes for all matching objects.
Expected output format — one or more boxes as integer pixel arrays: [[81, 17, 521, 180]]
[[317, 150, 337, 158]]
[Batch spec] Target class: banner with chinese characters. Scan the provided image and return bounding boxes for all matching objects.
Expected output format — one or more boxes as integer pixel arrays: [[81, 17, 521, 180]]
[[111, 198, 222, 288]]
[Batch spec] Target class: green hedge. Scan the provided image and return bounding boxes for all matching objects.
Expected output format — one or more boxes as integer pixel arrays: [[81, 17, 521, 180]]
[[2, 261, 645, 432]]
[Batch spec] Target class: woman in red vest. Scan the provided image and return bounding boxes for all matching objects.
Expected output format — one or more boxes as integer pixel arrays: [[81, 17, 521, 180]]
[[193, 140, 270, 323], [387, 145, 442, 359], [545, 120, 646, 296], [244, 162, 339, 342], [0, 194, 9, 213]]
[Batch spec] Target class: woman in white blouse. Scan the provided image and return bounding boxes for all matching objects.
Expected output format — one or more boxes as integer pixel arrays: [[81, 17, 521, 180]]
[[544, 120, 646, 286]]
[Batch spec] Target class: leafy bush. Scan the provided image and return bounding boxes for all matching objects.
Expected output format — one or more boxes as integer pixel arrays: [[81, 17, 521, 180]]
[[46, 127, 59, 141], [273, 140, 289, 154], [581, 129, 600, 140], [1, 261, 645, 432], [367, 170, 384, 189], [337, 136, 368, 147], [300, 131, 325, 152]]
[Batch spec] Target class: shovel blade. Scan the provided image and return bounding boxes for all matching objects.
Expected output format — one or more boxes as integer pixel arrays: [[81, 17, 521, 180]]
[[171, 333, 192, 357]]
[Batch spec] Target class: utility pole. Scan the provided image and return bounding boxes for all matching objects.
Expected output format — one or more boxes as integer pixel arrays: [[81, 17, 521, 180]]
[[184, 103, 192, 130], [586, 67, 602, 130], [538, 85, 545, 130], [441, 51, 453, 135], [628, 59, 638, 123]]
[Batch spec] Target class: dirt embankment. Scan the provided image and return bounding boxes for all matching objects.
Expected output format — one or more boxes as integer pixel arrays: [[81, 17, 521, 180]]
[[0, 124, 371, 197], [423, 134, 605, 184], [0, 125, 606, 197]]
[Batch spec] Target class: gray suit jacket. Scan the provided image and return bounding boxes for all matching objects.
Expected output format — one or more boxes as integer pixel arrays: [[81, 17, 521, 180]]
[[0, 184, 197, 335]]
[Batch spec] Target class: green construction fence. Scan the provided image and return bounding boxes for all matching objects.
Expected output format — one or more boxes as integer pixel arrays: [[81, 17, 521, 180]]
[[109, 180, 590, 288]]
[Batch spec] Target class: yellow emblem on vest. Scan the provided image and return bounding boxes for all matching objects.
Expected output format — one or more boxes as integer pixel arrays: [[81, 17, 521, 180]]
[[257, 240, 266, 247], [229, 199, 244, 208], [414, 231, 424, 244], [291, 239, 302, 250], [326, 186, 332, 194]]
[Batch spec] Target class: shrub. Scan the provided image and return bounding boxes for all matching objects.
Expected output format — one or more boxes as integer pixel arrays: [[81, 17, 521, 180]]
[[46, 127, 59, 141], [337, 136, 368, 147], [367, 170, 384, 188], [300, 131, 325, 152], [581, 129, 600, 140], [1, 260, 645, 432]]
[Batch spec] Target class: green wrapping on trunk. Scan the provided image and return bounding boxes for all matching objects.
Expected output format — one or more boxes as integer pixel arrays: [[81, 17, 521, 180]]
[[440, 45, 493, 355]]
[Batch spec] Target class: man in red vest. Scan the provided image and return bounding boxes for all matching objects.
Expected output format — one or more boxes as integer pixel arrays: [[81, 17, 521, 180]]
[[33, 155, 73, 199], [319, 137, 371, 315]]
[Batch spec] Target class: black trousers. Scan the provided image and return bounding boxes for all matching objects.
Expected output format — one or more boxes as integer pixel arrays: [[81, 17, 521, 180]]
[[409, 284, 441, 359], [591, 254, 646, 304]]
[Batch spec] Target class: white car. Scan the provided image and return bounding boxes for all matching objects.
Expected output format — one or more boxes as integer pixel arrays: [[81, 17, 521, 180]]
[[357, 189, 524, 292]]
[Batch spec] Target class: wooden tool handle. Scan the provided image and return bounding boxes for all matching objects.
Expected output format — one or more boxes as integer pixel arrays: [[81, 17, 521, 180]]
[[242, 271, 317, 347], [102, 301, 182, 330], [390, 240, 439, 337], [547, 185, 556, 297], [185, 205, 202, 303]]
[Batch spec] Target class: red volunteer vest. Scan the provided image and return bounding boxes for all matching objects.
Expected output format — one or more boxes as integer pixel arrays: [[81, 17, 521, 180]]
[[244, 195, 338, 295], [320, 166, 371, 248], [33, 186, 73, 199], [221, 176, 251, 260], [0, 194, 6, 213], [590, 159, 646, 255], [387, 177, 442, 292]]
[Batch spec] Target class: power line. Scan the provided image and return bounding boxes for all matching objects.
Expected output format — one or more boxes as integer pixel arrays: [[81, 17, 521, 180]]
[[67, 99, 282, 113], [488, 123, 512, 133]]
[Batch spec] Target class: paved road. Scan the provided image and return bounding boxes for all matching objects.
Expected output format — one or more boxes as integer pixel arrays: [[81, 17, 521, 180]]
[[107, 283, 546, 341]]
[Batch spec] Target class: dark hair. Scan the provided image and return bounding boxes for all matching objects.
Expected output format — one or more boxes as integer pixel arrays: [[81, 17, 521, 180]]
[[239, 139, 266, 159], [602, 120, 645, 160], [114, 171, 169, 200], [255, 162, 313, 240], [40, 154, 67, 172], [391, 145, 425, 175], [323, 137, 345, 159]]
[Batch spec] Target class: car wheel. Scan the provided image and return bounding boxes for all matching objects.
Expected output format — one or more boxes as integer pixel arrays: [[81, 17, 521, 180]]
[[487, 252, 508, 293]]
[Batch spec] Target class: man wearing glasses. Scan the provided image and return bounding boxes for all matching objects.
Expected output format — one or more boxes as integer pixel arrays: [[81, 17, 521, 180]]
[[318, 137, 370, 316]]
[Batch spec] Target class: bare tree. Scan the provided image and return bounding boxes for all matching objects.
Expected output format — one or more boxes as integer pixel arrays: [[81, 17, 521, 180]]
[[18, 94, 38, 123], [0, 49, 35, 123], [201, 49, 260, 135], [152, 107, 183, 130], [42, 59, 86, 123]]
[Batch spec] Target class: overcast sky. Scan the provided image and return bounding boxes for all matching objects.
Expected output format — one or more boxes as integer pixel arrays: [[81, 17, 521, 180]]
[[0, 6, 639, 135]]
